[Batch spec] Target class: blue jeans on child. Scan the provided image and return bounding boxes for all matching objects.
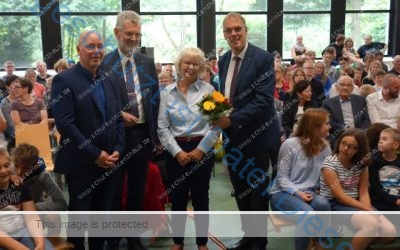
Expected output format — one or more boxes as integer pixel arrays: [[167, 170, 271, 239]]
[[270, 191, 331, 250], [0, 228, 54, 250]]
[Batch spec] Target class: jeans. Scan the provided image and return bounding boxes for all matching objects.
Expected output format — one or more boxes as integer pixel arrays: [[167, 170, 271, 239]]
[[270, 191, 331, 250], [0, 228, 54, 250]]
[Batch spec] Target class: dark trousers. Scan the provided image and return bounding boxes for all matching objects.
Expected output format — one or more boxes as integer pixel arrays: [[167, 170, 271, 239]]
[[166, 140, 214, 246], [226, 147, 269, 246], [66, 171, 117, 250], [107, 125, 151, 247]]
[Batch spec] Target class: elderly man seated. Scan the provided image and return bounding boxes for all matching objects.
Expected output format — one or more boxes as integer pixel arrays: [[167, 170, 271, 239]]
[[322, 75, 370, 146]]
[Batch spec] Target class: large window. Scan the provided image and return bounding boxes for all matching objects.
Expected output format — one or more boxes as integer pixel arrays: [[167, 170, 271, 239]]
[[283, 0, 331, 11], [215, 0, 267, 12], [345, 0, 390, 54], [59, 0, 121, 12]]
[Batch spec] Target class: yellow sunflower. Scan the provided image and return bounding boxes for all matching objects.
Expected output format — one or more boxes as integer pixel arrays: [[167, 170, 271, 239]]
[[203, 101, 216, 111], [211, 91, 225, 103]]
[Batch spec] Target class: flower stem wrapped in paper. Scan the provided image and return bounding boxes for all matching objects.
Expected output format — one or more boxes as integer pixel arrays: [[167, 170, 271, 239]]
[[197, 91, 233, 123]]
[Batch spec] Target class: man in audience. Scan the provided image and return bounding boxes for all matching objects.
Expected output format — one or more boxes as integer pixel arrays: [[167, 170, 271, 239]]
[[322, 75, 370, 145], [216, 12, 280, 250], [51, 30, 125, 250], [389, 55, 400, 76], [322, 34, 345, 61], [35, 61, 51, 85], [303, 60, 325, 107], [367, 74, 400, 128], [2, 61, 16, 82], [357, 34, 387, 59], [101, 10, 160, 250]]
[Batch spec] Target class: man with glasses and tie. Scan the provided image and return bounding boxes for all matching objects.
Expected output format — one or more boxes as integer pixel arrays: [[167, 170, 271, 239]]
[[215, 12, 279, 250], [101, 10, 160, 250], [322, 75, 370, 147]]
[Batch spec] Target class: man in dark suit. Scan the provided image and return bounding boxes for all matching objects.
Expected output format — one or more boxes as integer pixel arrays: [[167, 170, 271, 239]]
[[216, 12, 280, 250], [322, 75, 370, 146], [51, 30, 125, 250], [101, 10, 159, 250]]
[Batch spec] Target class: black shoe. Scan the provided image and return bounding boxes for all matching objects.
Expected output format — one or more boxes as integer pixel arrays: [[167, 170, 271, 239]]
[[128, 238, 147, 250], [226, 238, 252, 250]]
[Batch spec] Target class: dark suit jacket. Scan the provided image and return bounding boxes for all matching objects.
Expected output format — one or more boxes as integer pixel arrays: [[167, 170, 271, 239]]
[[282, 100, 318, 137], [322, 94, 370, 136], [218, 43, 280, 153], [51, 63, 125, 176], [101, 49, 160, 146], [309, 78, 325, 107]]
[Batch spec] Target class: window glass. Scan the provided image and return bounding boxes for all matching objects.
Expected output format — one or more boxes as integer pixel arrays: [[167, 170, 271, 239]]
[[346, 0, 390, 10], [345, 13, 389, 53], [282, 14, 330, 59], [0, 16, 42, 68], [141, 0, 196, 12], [0, 0, 40, 12], [283, 0, 331, 11], [141, 15, 197, 63], [215, 0, 267, 11], [59, 0, 120, 12]]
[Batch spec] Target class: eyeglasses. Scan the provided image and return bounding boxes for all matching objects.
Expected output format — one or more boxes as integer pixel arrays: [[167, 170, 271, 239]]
[[223, 27, 244, 34], [119, 29, 142, 38], [340, 141, 358, 150]]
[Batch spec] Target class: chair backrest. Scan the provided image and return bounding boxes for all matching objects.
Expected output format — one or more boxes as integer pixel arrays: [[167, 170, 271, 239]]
[[14, 123, 54, 171]]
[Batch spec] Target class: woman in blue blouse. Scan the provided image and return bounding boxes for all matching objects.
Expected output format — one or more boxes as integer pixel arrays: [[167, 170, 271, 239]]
[[157, 47, 219, 250]]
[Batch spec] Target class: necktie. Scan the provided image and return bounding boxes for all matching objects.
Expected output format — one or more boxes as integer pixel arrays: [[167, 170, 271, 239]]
[[125, 59, 139, 118], [230, 56, 241, 102]]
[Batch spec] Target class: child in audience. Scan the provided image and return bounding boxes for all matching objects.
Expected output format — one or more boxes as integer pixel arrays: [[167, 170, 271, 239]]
[[12, 144, 72, 249], [369, 128, 400, 211], [0, 147, 53, 250], [320, 129, 396, 250], [372, 70, 386, 92], [270, 108, 332, 250]]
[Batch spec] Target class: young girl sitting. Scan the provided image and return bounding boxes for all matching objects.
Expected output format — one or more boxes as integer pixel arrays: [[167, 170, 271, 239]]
[[320, 129, 396, 250], [0, 147, 53, 250]]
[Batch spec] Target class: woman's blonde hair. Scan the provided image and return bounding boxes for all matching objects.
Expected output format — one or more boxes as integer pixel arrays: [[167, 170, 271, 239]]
[[174, 47, 206, 78]]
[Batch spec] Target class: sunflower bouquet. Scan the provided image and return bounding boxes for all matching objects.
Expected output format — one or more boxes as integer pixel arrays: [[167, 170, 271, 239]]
[[197, 91, 232, 123]]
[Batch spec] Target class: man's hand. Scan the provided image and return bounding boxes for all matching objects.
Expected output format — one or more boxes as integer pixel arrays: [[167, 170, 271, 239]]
[[187, 149, 205, 162], [213, 116, 232, 129], [107, 151, 120, 165], [122, 112, 139, 127], [175, 151, 191, 167], [95, 150, 112, 168]]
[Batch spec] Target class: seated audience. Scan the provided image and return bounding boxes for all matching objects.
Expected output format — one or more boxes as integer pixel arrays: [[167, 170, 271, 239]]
[[35, 61, 51, 85], [10, 78, 47, 125], [329, 67, 360, 98], [282, 80, 317, 137], [353, 65, 364, 88], [357, 34, 387, 59], [274, 64, 289, 102], [322, 76, 370, 147], [0, 148, 53, 250], [0, 76, 19, 150], [290, 35, 307, 65], [25, 69, 46, 100], [322, 49, 337, 79], [359, 84, 376, 98], [270, 108, 331, 250], [322, 34, 345, 61], [366, 74, 400, 128], [362, 60, 383, 85], [372, 70, 386, 91], [369, 128, 400, 211], [315, 61, 332, 97], [342, 37, 359, 58], [388, 55, 400, 76], [53, 59, 70, 73], [331, 56, 351, 84], [361, 53, 376, 79], [374, 51, 389, 72], [13, 143, 72, 249], [303, 60, 325, 107], [320, 129, 396, 250]]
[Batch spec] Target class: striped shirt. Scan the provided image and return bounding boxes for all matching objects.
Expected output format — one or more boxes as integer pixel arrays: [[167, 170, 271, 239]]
[[320, 154, 366, 199]]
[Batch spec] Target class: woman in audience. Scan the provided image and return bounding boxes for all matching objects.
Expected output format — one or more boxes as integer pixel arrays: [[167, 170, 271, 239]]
[[157, 47, 219, 250], [286, 68, 306, 97], [53, 59, 70, 73], [320, 129, 396, 250], [270, 108, 332, 250], [362, 60, 383, 85], [274, 64, 289, 102], [282, 80, 317, 137], [315, 61, 332, 97], [10, 78, 47, 125], [25, 69, 46, 100]]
